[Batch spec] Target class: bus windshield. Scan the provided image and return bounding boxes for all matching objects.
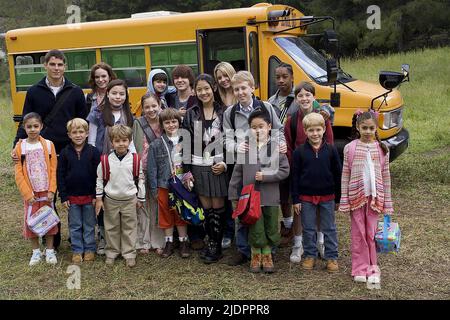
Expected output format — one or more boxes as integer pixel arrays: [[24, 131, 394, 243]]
[[275, 37, 351, 84]]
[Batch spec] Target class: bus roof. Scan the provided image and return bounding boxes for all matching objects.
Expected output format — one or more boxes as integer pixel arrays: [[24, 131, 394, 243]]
[[5, 3, 304, 54]]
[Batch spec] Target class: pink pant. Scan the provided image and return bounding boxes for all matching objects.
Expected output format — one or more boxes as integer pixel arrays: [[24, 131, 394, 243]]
[[350, 198, 380, 277]]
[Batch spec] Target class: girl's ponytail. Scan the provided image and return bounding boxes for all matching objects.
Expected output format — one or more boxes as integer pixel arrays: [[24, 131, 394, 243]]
[[375, 131, 389, 155], [350, 111, 360, 140]]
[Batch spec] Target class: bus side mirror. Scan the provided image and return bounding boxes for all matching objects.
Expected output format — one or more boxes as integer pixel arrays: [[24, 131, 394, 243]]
[[379, 64, 410, 90], [327, 58, 340, 107], [402, 64, 410, 81], [372, 64, 410, 110], [402, 64, 410, 73], [379, 71, 405, 90], [323, 29, 339, 57]]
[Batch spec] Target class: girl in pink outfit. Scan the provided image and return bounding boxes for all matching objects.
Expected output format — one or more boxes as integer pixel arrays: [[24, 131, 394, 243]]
[[14, 112, 58, 266], [339, 110, 393, 289]]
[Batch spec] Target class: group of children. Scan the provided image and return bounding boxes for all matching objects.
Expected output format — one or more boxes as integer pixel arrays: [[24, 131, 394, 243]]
[[14, 60, 393, 288]]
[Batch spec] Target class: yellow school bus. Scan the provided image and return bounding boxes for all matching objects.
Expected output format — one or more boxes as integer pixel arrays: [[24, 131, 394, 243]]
[[5, 2, 408, 160]]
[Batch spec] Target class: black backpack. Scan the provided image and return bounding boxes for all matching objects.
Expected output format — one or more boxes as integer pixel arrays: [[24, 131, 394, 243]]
[[279, 95, 295, 124]]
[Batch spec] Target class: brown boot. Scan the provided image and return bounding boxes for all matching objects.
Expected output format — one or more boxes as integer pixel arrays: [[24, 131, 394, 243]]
[[71, 253, 82, 264], [279, 225, 294, 248], [225, 252, 249, 266], [190, 239, 205, 251], [280, 221, 289, 237], [249, 253, 262, 273], [179, 241, 191, 258], [161, 241, 174, 258], [262, 253, 275, 273], [326, 260, 339, 273], [83, 252, 95, 262], [302, 257, 315, 270]]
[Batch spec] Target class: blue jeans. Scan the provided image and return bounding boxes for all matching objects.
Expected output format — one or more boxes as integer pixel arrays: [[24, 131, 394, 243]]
[[301, 200, 338, 260], [68, 204, 97, 253], [236, 222, 251, 258]]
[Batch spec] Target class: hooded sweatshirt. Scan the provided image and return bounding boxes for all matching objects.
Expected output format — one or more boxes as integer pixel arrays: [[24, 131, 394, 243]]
[[147, 69, 176, 109]]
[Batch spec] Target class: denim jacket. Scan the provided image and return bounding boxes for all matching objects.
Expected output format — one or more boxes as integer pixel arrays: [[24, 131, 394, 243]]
[[147, 133, 188, 196]]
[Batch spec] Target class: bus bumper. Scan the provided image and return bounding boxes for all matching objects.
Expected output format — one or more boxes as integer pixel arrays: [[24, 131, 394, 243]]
[[384, 128, 409, 162]]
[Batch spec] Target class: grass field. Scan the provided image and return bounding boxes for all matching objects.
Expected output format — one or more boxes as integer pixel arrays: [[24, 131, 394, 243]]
[[0, 47, 449, 300]]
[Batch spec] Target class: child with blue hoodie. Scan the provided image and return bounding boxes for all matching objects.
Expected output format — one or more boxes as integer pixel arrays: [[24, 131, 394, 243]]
[[147, 69, 176, 109]]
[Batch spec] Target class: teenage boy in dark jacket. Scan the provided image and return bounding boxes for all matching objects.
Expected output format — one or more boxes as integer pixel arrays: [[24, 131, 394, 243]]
[[13, 50, 87, 154], [291, 113, 342, 273], [57, 118, 100, 264]]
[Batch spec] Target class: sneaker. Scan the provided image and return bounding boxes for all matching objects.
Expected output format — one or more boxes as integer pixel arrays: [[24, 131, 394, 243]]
[[317, 241, 325, 259], [367, 274, 381, 290], [97, 238, 106, 255], [179, 241, 191, 258], [105, 257, 115, 265], [354, 275, 367, 283], [326, 259, 339, 273], [29, 250, 42, 266], [71, 253, 83, 264], [45, 249, 57, 265], [126, 258, 136, 268], [367, 265, 381, 289], [261, 254, 275, 273], [302, 257, 315, 270], [139, 248, 150, 254], [84, 252, 95, 262], [161, 241, 174, 258], [226, 252, 249, 266], [249, 253, 262, 273], [290, 246, 304, 263], [221, 237, 232, 249]]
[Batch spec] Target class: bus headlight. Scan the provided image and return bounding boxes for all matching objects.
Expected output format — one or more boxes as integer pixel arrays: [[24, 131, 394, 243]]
[[382, 108, 403, 129]]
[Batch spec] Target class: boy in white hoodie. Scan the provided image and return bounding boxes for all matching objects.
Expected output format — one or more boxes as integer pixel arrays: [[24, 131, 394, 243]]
[[95, 124, 146, 267]]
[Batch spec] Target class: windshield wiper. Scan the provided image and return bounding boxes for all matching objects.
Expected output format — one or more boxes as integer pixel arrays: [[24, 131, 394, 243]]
[[340, 70, 353, 79]]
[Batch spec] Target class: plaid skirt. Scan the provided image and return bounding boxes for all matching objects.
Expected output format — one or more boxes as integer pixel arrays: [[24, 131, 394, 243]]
[[191, 165, 228, 198]]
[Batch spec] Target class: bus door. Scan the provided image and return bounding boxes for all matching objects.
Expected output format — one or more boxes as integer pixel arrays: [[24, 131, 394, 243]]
[[196, 26, 261, 98]]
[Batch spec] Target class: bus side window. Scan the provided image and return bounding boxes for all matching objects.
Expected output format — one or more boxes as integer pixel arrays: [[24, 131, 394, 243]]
[[268, 56, 281, 97], [64, 50, 96, 89], [14, 53, 46, 92], [150, 43, 198, 85], [200, 28, 246, 75], [102, 47, 147, 87]]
